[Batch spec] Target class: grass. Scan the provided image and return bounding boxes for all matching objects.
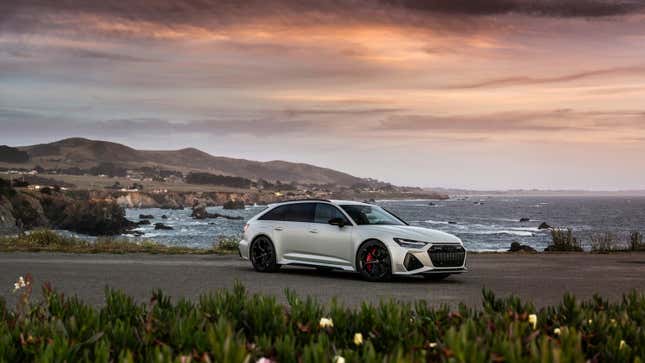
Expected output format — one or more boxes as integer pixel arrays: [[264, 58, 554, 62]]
[[1, 280, 643, 362], [0, 229, 239, 255]]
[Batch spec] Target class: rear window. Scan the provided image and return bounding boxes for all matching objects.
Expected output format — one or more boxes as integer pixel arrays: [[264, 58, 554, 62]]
[[283, 203, 315, 223], [258, 205, 288, 221], [258, 203, 315, 223]]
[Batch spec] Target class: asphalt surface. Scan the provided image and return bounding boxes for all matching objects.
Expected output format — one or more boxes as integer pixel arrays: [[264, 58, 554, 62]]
[[0, 252, 643, 308]]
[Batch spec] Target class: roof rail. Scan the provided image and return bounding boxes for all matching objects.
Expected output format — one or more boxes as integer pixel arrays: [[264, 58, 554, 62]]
[[275, 198, 331, 203]]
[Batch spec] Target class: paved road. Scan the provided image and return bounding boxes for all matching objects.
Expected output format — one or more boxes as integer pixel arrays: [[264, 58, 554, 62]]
[[0, 252, 643, 308]]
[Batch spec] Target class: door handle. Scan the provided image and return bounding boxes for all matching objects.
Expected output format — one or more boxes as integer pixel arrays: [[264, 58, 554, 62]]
[[309, 229, 319, 234], [274, 227, 284, 231]]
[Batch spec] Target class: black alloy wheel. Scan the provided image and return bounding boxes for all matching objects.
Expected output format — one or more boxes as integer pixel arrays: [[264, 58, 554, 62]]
[[356, 240, 392, 282], [250, 236, 280, 272]]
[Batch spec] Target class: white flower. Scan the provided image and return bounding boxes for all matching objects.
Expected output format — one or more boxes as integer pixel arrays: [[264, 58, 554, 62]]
[[619, 340, 626, 350], [429, 342, 438, 348], [610, 318, 617, 325], [12, 276, 28, 293], [588, 319, 593, 325], [334, 356, 345, 363], [257, 358, 273, 363], [528, 314, 538, 330], [353, 332, 363, 346], [553, 328, 561, 336], [319, 317, 334, 329]]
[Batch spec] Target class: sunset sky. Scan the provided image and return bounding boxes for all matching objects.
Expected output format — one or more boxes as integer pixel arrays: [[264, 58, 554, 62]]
[[2, 0, 645, 190]]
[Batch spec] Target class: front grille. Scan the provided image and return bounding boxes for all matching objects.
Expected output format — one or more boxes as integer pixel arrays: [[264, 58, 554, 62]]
[[404, 253, 424, 271], [428, 245, 466, 268]]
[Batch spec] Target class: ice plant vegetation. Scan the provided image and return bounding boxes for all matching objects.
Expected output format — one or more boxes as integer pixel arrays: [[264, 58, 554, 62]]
[[0, 282, 642, 362]]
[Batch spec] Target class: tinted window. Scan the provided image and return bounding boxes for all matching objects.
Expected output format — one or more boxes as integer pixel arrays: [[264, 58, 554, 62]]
[[340, 205, 406, 226], [314, 203, 350, 224], [283, 203, 315, 223], [258, 205, 288, 221]]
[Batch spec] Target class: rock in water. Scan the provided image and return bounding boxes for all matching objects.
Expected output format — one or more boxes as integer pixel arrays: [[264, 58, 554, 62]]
[[137, 220, 151, 226], [191, 204, 208, 219], [154, 223, 173, 230], [519, 217, 530, 222], [538, 222, 552, 230], [192, 203, 243, 220], [161, 215, 168, 219], [509, 242, 537, 253], [223, 199, 245, 210], [139, 214, 154, 219]]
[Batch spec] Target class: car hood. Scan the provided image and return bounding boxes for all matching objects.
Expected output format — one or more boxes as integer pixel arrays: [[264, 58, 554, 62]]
[[357, 225, 462, 244]]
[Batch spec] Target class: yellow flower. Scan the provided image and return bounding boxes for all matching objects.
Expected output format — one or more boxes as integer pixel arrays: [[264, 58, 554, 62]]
[[528, 314, 538, 330], [319, 318, 334, 329], [334, 356, 346, 363], [610, 319, 616, 325], [588, 319, 593, 325], [553, 328, 561, 336], [353, 333, 363, 346], [619, 340, 626, 350]]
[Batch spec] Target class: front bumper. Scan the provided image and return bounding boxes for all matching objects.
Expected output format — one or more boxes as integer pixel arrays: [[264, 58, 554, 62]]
[[391, 243, 467, 275]]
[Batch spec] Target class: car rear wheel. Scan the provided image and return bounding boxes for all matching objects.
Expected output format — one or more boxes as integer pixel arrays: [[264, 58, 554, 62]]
[[250, 236, 280, 272], [356, 240, 391, 282]]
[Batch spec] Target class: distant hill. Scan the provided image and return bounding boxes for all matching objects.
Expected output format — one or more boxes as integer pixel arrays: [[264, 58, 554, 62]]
[[4, 138, 365, 186]]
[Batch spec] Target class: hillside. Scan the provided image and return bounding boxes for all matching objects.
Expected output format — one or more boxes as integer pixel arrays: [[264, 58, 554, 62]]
[[3, 138, 365, 186]]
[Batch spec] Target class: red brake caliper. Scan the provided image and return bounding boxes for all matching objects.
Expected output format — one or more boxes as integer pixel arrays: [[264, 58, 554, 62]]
[[365, 247, 377, 272]]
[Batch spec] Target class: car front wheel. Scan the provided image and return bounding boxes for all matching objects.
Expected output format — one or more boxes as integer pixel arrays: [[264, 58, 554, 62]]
[[250, 236, 280, 272], [356, 240, 392, 282]]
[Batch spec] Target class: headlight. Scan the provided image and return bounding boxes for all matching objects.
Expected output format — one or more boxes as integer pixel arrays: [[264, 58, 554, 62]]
[[394, 238, 428, 249]]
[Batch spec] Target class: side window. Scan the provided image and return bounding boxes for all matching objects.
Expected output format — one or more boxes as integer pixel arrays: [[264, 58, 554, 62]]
[[258, 205, 288, 221], [314, 203, 349, 224], [283, 203, 315, 223]]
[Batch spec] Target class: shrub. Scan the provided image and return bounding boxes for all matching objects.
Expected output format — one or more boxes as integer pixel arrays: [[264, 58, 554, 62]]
[[1, 283, 643, 362], [630, 231, 644, 251], [185, 172, 252, 188], [215, 236, 240, 252], [545, 228, 583, 252], [0, 178, 15, 198], [0, 229, 230, 254], [591, 232, 622, 253]]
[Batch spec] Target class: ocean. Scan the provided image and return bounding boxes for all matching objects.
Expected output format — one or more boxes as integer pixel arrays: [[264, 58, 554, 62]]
[[118, 196, 645, 252]]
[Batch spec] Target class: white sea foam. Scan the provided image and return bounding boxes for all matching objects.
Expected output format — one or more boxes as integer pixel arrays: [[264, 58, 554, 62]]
[[423, 219, 451, 225], [468, 230, 534, 237]]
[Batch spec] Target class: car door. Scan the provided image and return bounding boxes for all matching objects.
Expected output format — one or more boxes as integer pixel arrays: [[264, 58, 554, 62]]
[[278, 202, 317, 262], [307, 203, 354, 267]]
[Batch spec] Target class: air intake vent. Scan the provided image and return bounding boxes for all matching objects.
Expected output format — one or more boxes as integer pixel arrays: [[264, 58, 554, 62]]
[[428, 245, 465, 268], [403, 253, 424, 271]]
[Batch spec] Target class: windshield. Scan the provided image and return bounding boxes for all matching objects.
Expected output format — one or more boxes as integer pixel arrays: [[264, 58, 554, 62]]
[[340, 205, 406, 226]]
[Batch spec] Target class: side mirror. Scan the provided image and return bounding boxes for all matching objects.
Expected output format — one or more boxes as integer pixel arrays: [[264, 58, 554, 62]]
[[328, 217, 346, 227]]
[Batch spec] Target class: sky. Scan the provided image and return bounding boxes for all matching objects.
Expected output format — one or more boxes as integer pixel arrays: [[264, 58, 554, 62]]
[[1, 0, 645, 190]]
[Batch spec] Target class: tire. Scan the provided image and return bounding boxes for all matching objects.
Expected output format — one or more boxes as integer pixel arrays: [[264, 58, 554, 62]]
[[424, 273, 450, 281], [356, 240, 392, 282], [250, 236, 280, 272]]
